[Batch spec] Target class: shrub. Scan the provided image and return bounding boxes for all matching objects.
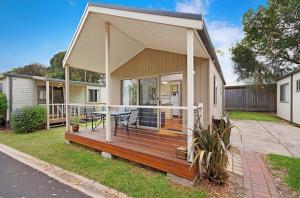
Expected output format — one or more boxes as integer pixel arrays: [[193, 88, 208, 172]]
[[12, 105, 46, 133], [192, 116, 237, 185], [0, 92, 8, 120]]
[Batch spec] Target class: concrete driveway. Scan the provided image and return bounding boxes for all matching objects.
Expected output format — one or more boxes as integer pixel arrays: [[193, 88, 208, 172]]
[[231, 120, 300, 157]]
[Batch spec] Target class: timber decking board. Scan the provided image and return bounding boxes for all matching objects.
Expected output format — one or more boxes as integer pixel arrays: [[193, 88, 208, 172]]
[[65, 128, 196, 180]]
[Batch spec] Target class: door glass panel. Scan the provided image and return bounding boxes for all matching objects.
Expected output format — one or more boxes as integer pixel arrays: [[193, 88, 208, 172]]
[[160, 73, 183, 132], [53, 87, 64, 103], [122, 79, 138, 105], [139, 78, 157, 128]]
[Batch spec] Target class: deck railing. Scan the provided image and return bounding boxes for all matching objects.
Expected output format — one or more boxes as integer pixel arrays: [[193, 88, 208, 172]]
[[64, 103, 203, 133]]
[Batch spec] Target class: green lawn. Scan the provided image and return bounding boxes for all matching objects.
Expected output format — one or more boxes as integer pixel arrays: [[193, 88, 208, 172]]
[[227, 111, 280, 122], [267, 154, 300, 193], [0, 127, 206, 198]]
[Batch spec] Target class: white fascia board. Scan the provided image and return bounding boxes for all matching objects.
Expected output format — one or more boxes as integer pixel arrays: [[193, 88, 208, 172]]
[[63, 4, 203, 68], [89, 6, 203, 30], [63, 4, 90, 67]]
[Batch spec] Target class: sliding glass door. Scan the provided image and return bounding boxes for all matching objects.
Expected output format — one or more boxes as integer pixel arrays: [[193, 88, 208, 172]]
[[122, 79, 138, 105], [139, 77, 158, 128], [121, 77, 159, 129]]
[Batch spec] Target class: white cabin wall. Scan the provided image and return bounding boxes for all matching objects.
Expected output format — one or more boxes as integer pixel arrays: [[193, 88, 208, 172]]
[[292, 72, 300, 125], [277, 77, 291, 121], [70, 85, 86, 103], [209, 59, 224, 120], [11, 77, 34, 111], [110, 48, 210, 126]]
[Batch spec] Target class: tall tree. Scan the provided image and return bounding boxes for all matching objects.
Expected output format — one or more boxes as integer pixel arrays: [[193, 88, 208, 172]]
[[7, 51, 103, 84], [231, 0, 300, 83], [8, 63, 47, 76], [48, 51, 103, 83], [47, 51, 66, 79]]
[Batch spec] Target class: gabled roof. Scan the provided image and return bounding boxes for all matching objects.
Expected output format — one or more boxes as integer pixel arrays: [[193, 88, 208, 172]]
[[88, 2, 203, 21], [63, 2, 225, 84]]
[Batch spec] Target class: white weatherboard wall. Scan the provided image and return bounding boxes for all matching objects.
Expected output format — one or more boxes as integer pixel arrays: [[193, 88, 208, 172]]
[[70, 85, 86, 104], [11, 77, 34, 111], [209, 59, 224, 120], [277, 77, 291, 121], [292, 72, 300, 125]]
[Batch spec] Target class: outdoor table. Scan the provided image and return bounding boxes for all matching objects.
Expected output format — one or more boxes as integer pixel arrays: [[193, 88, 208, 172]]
[[91, 111, 130, 133]]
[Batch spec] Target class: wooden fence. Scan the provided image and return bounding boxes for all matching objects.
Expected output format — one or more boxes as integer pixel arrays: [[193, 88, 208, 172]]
[[225, 85, 277, 112]]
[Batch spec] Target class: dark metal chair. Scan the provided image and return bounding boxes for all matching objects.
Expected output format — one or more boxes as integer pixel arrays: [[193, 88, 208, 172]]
[[119, 109, 139, 137], [81, 106, 100, 129]]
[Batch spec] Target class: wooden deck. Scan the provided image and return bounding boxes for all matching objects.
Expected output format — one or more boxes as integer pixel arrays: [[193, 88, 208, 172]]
[[65, 127, 196, 180]]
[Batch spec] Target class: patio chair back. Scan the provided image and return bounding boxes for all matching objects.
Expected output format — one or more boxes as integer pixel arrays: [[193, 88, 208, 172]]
[[128, 109, 139, 125], [117, 106, 128, 113], [85, 106, 96, 117]]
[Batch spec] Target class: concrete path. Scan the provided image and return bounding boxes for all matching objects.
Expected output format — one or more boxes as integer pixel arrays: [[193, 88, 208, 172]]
[[231, 120, 300, 157], [0, 151, 90, 198]]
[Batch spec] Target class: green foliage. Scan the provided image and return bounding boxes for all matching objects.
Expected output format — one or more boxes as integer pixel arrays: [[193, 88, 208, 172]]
[[8, 63, 47, 77], [192, 116, 234, 185], [228, 111, 280, 122], [47, 51, 66, 79], [71, 117, 81, 125], [7, 51, 104, 84], [11, 106, 46, 133], [47, 51, 103, 83], [267, 154, 300, 193], [0, 92, 8, 120], [231, 43, 275, 84], [231, 0, 300, 84]]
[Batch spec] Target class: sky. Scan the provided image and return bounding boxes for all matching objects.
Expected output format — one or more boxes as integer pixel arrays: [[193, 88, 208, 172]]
[[0, 0, 266, 84]]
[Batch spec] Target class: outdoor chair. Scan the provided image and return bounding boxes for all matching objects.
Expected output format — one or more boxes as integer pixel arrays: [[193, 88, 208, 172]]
[[82, 106, 100, 129], [118, 109, 139, 137], [116, 106, 129, 121]]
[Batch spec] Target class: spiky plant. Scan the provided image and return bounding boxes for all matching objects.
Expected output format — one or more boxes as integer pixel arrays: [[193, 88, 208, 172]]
[[192, 116, 235, 185]]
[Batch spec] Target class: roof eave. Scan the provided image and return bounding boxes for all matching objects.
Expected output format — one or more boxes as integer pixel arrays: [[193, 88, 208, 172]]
[[197, 23, 226, 85]]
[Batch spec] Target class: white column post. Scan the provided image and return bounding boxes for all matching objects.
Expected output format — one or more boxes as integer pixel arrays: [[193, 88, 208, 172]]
[[46, 81, 50, 130], [187, 29, 194, 162], [105, 22, 111, 142], [65, 65, 70, 132]]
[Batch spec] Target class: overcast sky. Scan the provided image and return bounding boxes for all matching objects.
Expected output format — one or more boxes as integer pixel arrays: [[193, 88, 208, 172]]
[[0, 0, 266, 84]]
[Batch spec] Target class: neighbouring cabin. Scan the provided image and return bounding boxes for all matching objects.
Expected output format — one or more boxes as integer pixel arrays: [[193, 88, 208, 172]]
[[225, 85, 277, 112], [0, 73, 105, 127], [62, 3, 226, 182], [277, 69, 300, 125]]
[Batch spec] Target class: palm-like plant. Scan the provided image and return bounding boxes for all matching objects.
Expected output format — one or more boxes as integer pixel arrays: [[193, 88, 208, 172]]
[[192, 116, 235, 185]]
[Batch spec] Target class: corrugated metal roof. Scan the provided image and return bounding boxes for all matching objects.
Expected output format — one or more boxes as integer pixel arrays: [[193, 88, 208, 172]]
[[88, 2, 203, 21]]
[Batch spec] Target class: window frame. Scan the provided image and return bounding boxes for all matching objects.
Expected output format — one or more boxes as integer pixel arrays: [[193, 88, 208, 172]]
[[88, 89, 99, 103], [296, 79, 300, 92], [280, 83, 289, 103], [213, 76, 217, 105], [37, 86, 46, 104]]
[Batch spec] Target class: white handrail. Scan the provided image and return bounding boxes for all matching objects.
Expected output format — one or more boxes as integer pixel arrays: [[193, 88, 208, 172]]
[[66, 103, 198, 110]]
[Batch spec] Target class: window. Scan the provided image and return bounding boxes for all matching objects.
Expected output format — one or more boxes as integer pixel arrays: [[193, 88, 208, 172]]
[[280, 83, 289, 102], [297, 80, 300, 92], [88, 89, 98, 102], [37, 86, 46, 104], [213, 76, 217, 105]]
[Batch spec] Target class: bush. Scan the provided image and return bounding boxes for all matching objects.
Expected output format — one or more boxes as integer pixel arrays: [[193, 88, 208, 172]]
[[0, 92, 8, 120], [192, 115, 237, 185], [12, 105, 46, 133]]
